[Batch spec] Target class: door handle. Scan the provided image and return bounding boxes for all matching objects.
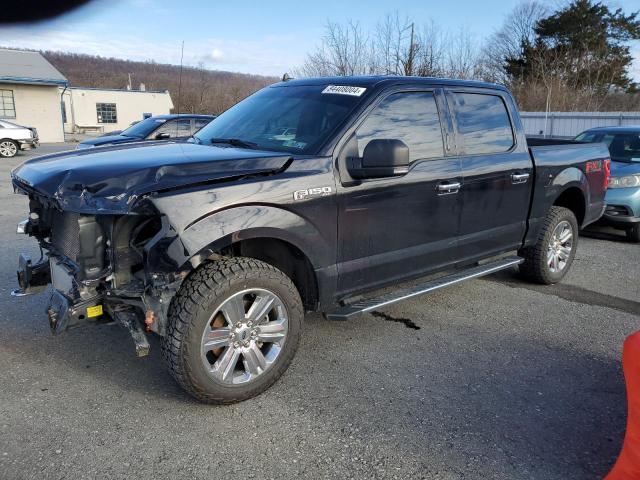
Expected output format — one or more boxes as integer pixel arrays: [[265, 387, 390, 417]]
[[436, 181, 461, 195], [511, 173, 530, 184]]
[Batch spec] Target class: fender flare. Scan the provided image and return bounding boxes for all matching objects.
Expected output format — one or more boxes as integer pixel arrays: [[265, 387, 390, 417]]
[[549, 166, 590, 207], [146, 204, 332, 273]]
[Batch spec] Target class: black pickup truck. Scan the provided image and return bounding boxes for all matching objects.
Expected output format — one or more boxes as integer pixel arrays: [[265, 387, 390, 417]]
[[11, 76, 610, 403]]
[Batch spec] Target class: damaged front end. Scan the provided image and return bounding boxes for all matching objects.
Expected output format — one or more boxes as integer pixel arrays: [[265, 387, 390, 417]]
[[13, 192, 185, 356], [10, 141, 293, 356]]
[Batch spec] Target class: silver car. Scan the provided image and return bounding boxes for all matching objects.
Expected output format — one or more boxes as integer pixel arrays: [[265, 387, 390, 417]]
[[0, 120, 39, 158]]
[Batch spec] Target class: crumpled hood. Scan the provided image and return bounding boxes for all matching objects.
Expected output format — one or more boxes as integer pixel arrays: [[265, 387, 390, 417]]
[[12, 141, 291, 214]]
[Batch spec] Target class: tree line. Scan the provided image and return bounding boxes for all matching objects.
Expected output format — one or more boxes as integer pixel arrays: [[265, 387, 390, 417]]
[[41, 1, 639, 114], [298, 0, 640, 112], [43, 51, 277, 115]]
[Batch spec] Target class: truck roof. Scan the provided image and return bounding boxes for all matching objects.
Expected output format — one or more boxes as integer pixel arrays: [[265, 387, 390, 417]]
[[273, 75, 508, 92]]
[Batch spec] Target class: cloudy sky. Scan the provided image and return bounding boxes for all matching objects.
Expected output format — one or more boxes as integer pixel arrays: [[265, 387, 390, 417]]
[[0, 0, 638, 79]]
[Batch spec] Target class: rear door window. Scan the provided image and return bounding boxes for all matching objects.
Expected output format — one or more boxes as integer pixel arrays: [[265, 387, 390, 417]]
[[449, 92, 514, 155], [355, 91, 444, 162]]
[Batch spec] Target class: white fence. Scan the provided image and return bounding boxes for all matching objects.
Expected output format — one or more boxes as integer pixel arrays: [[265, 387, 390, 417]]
[[520, 112, 640, 138]]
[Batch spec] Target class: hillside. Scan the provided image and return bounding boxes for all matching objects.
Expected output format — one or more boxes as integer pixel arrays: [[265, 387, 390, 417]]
[[42, 51, 278, 115]]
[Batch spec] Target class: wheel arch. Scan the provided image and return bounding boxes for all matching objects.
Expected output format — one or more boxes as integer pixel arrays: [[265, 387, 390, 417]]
[[147, 205, 334, 311], [553, 186, 586, 226]]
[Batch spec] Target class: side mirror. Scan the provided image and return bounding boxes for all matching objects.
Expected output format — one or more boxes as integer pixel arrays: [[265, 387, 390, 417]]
[[155, 132, 170, 140], [348, 139, 410, 179]]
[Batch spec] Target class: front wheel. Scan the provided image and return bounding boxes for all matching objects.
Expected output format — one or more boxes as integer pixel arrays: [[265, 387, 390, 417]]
[[162, 257, 304, 404], [518, 206, 579, 285], [0, 139, 18, 158]]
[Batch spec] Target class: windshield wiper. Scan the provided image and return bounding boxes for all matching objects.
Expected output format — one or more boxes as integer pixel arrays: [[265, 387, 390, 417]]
[[210, 138, 258, 149]]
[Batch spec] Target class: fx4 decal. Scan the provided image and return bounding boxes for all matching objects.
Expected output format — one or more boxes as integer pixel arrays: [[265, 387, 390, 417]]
[[586, 160, 603, 173]]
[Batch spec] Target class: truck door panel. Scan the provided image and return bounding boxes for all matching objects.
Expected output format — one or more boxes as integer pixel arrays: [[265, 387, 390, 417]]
[[336, 90, 462, 297], [445, 90, 533, 261]]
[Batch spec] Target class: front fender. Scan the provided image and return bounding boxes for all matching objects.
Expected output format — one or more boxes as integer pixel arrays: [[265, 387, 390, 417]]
[[146, 205, 332, 273]]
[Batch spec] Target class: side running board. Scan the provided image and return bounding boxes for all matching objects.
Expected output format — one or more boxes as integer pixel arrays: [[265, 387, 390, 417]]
[[325, 256, 524, 321]]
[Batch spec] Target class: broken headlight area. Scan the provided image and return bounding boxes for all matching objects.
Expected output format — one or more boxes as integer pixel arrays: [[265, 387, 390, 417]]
[[15, 196, 175, 354]]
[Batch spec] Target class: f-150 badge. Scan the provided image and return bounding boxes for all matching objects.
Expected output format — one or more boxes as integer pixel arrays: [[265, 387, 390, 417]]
[[293, 186, 333, 201]]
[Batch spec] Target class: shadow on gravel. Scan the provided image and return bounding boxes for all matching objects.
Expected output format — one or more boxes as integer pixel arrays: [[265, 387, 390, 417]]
[[581, 226, 630, 244], [486, 270, 640, 317]]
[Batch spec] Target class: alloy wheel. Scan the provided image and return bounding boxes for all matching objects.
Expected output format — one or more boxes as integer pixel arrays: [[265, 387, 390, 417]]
[[200, 288, 288, 385], [0, 141, 17, 157], [547, 220, 573, 273]]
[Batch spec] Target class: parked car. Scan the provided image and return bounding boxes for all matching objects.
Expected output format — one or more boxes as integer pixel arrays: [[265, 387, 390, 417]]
[[12, 76, 609, 403], [76, 114, 215, 149], [575, 127, 640, 242], [0, 120, 38, 158]]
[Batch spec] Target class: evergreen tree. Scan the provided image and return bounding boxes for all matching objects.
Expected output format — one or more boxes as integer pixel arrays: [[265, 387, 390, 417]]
[[506, 0, 640, 93]]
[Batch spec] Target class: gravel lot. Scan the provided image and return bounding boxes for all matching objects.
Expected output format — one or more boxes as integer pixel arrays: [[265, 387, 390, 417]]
[[1, 144, 638, 479]]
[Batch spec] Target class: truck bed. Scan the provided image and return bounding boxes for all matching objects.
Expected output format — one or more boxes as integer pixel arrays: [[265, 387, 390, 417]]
[[525, 140, 610, 246]]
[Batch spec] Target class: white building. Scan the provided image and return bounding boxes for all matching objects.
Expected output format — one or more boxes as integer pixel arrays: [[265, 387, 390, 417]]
[[61, 86, 174, 136], [0, 48, 173, 142], [0, 48, 68, 142]]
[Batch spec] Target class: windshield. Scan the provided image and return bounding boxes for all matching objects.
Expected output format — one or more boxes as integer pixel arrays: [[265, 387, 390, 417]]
[[194, 85, 365, 154], [574, 132, 598, 143], [120, 117, 168, 138]]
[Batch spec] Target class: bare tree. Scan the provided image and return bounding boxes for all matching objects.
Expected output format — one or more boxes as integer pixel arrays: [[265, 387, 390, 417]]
[[414, 20, 445, 77], [372, 12, 424, 76], [298, 20, 371, 76], [443, 28, 480, 79], [480, 1, 548, 82]]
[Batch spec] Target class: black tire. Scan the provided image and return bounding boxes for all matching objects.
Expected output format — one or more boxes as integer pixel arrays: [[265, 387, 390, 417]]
[[518, 206, 579, 285], [0, 139, 18, 158], [161, 257, 303, 404], [627, 224, 640, 243]]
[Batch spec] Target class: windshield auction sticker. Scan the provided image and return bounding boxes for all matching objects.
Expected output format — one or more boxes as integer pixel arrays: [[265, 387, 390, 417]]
[[322, 85, 366, 96]]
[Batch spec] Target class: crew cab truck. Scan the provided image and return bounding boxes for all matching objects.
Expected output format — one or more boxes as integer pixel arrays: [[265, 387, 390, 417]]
[[11, 76, 609, 403]]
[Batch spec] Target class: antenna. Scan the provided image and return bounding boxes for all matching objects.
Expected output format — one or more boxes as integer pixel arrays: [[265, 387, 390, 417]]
[[176, 40, 184, 114], [282, 73, 293, 82]]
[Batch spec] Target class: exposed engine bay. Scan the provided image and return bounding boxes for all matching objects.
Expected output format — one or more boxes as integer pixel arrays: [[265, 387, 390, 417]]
[[15, 192, 180, 355]]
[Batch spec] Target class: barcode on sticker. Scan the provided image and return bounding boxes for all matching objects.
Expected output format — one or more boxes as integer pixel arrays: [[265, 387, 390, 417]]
[[322, 85, 366, 96]]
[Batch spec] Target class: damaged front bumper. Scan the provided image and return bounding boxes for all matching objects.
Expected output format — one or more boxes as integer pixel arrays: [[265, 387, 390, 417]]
[[14, 252, 106, 335], [14, 252, 151, 356], [12, 212, 178, 357]]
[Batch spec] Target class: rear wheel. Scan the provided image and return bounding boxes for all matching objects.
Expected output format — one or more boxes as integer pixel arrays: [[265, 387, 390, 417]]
[[627, 224, 640, 243], [518, 206, 578, 285], [0, 139, 18, 158], [162, 257, 303, 404]]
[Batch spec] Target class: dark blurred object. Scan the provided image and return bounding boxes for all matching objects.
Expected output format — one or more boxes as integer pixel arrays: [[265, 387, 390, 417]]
[[3, 0, 91, 23], [605, 331, 640, 479]]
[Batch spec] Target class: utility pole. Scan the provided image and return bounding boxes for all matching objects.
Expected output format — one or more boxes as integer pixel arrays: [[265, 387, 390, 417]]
[[408, 22, 415, 76], [177, 40, 184, 114]]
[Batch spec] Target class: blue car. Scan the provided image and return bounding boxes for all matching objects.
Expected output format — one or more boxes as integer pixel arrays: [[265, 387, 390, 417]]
[[76, 114, 216, 149], [575, 127, 640, 242]]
